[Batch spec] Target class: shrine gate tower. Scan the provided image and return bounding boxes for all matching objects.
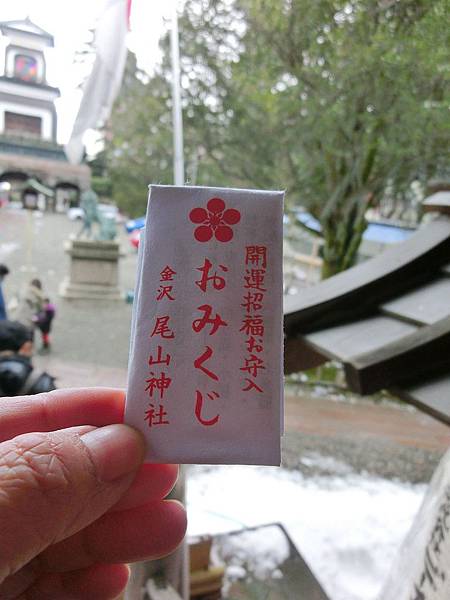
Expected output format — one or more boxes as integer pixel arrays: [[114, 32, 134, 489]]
[[0, 18, 89, 209]]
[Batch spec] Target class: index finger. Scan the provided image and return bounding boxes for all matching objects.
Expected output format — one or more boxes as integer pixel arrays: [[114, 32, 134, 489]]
[[0, 388, 125, 442]]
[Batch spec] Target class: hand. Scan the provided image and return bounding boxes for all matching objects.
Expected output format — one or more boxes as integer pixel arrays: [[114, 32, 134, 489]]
[[0, 388, 187, 599]]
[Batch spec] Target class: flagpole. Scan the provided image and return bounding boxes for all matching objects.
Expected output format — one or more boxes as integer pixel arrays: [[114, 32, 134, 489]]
[[170, 11, 189, 600], [170, 0, 185, 186]]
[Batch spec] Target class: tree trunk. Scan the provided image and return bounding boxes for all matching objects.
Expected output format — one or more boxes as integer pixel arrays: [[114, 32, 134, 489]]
[[320, 192, 371, 279], [321, 254, 343, 279]]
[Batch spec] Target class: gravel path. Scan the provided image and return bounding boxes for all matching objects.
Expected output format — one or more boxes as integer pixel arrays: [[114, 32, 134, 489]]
[[282, 430, 443, 483]]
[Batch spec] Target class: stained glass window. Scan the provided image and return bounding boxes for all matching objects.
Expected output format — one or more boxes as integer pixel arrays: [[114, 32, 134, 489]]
[[14, 55, 38, 82]]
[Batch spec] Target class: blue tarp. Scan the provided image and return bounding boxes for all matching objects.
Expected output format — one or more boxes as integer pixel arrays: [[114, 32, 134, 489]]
[[295, 211, 415, 245]]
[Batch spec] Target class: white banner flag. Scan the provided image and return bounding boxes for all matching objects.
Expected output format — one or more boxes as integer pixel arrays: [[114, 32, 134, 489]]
[[65, 0, 129, 164]]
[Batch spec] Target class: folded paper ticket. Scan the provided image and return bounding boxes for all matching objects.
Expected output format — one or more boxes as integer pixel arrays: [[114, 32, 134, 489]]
[[125, 185, 284, 465]]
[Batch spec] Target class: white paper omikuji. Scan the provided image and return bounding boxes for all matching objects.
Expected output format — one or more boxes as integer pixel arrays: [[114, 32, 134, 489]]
[[125, 185, 284, 465]]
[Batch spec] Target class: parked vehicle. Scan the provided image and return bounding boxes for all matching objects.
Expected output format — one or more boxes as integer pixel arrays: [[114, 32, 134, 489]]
[[129, 228, 141, 249], [67, 206, 84, 220], [125, 216, 145, 233], [68, 203, 122, 223]]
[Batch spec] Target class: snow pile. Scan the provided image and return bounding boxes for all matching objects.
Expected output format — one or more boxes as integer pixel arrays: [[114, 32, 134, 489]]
[[215, 525, 290, 580], [187, 464, 426, 600], [300, 452, 354, 475]]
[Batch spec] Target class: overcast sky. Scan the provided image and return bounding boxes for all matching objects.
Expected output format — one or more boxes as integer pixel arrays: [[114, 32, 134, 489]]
[[0, 0, 174, 144]]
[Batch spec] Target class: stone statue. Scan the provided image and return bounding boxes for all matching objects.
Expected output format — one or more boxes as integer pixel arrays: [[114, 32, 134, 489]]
[[98, 214, 117, 241], [77, 189, 117, 241], [77, 189, 98, 239]]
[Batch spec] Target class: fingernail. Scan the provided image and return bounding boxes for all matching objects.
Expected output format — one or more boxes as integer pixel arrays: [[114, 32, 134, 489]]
[[81, 424, 145, 482]]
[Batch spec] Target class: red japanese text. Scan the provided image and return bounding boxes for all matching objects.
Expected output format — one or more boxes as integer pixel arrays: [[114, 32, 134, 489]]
[[240, 246, 267, 393]]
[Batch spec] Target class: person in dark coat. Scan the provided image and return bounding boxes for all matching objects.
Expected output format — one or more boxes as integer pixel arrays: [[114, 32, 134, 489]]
[[0, 264, 9, 320], [0, 320, 56, 396]]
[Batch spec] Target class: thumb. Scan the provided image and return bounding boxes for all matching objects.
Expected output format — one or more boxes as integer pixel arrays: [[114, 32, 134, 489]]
[[0, 424, 145, 583]]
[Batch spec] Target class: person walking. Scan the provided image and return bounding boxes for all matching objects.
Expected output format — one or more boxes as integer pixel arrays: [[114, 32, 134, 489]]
[[0, 264, 9, 320], [32, 296, 56, 352], [13, 278, 44, 329]]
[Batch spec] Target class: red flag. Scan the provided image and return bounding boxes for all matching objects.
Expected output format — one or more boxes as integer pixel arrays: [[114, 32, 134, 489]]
[[127, 0, 132, 30]]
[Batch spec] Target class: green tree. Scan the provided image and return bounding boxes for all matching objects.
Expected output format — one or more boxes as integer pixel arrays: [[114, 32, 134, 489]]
[[105, 51, 228, 214], [175, 0, 449, 276], [87, 151, 113, 199], [106, 0, 449, 274], [105, 52, 174, 216]]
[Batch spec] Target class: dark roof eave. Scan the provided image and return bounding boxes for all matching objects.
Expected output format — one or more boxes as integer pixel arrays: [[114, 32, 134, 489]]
[[284, 216, 450, 336]]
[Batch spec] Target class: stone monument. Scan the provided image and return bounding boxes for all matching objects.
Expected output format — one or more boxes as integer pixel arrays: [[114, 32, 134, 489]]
[[59, 189, 123, 300]]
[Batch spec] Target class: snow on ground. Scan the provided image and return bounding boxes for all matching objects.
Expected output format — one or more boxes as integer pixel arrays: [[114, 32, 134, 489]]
[[187, 463, 426, 600]]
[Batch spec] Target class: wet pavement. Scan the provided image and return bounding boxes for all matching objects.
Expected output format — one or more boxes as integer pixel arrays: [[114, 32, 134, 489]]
[[283, 390, 449, 483], [1, 207, 137, 367]]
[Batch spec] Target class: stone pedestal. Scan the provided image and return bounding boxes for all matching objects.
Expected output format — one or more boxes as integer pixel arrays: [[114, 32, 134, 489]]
[[59, 240, 123, 300]]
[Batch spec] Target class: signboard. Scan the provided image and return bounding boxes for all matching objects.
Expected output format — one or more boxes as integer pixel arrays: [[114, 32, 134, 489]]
[[379, 449, 450, 600]]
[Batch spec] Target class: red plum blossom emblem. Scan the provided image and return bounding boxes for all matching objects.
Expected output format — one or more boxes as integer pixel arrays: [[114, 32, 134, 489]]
[[189, 197, 241, 243]]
